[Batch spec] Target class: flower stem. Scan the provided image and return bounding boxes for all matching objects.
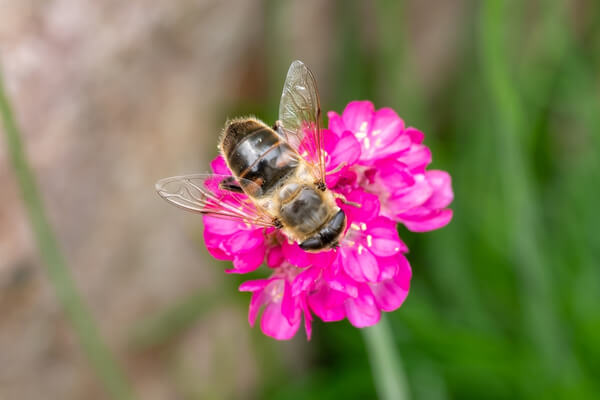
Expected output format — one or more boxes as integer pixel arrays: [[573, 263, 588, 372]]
[[362, 315, 410, 400], [0, 68, 136, 400]]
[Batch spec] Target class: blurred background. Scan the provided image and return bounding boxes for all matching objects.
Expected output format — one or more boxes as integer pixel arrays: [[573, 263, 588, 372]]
[[1, 0, 599, 399]]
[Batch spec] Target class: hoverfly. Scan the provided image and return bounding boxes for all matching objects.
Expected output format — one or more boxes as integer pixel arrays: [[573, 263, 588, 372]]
[[156, 60, 348, 251]]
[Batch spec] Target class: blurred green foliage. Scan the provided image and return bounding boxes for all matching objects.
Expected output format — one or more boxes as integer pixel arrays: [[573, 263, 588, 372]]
[[257, 1, 600, 399], [135, 0, 600, 398]]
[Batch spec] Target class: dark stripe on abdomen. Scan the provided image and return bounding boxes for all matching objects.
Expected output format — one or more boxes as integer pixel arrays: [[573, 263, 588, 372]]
[[227, 128, 298, 197]]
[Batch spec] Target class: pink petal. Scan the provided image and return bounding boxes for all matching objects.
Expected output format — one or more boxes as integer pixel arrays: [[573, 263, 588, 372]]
[[342, 101, 375, 134], [325, 171, 342, 188], [266, 245, 284, 268], [400, 209, 453, 232], [341, 189, 380, 223], [386, 175, 434, 215], [322, 267, 359, 297], [309, 249, 337, 268], [260, 302, 301, 340], [281, 280, 296, 325], [338, 248, 363, 281], [203, 229, 236, 260], [377, 255, 400, 281], [327, 111, 346, 134], [358, 250, 380, 282], [248, 291, 262, 326], [345, 287, 381, 328], [281, 241, 311, 268], [204, 243, 231, 261], [301, 299, 313, 340], [371, 278, 410, 312], [373, 159, 414, 191], [371, 108, 405, 141], [371, 260, 411, 312], [331, 168, 358, 191], [210, 155, 233, 175], [226, 229, 265, 253], [359, 108, 411, 162], [340, 246, 380, 282], [325, 130, 361, 169], [203, 215, 247, 236], [405, 127, 424, 144], [396, 144, 431, 172], [228, 244, 265, 273], [396, 253, 413, 282], [308, 287, 347, 322], [292, 266, 320, 295], [239, 279, 272, 292], [422, 170, 454, 209], [375, 253, 411, 282], [367, 217, 404, 257]]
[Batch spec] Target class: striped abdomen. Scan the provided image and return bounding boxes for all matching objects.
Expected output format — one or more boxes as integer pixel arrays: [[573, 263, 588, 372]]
[[221, 119, 299, 198]]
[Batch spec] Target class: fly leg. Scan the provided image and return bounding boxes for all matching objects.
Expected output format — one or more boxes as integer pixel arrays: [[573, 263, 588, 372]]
[[333, 192, 361, 208]]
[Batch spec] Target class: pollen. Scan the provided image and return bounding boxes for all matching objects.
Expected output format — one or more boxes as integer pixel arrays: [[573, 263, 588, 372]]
[[364, 137, 371, 149], [360, 222, 367, 231], [270, 284, 283, 301], [357, 244, 365, 255], [366, 234, 373, 247], [350, 223, 361, 231], [371, 129, 381, 136]]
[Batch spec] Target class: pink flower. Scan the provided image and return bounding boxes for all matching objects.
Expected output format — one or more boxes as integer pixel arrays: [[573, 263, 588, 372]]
[[203, 216, 267, 274], [308, 253, 411, 328], [200, 101, 453, 340], [202, 157, 270, 274], [337, 213, 408, 283], [239, 267, 311, 340], [328, 101, 454, 232], [328, 101, 412, 165]]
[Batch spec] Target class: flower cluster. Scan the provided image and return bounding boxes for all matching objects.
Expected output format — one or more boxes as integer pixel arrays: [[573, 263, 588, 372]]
[[204, 101, 453, 340]]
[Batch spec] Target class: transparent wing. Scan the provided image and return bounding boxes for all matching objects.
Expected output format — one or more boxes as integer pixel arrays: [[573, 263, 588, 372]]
[[278, 60, 325, 182], [155, 174, 275, 228]]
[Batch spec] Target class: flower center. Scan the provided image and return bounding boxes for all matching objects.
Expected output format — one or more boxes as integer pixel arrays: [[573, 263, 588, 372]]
[[342, 222, 369, 250], [273, 262, 302, 281]]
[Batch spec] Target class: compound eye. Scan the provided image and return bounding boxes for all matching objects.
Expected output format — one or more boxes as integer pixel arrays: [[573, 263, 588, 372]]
[[329, 210, 346, 234], [299, 236, 323, 251]]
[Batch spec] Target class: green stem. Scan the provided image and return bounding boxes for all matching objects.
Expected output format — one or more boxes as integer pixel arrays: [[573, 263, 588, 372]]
[[0, 68, 136, 400], [363, 315, 410, 400]]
